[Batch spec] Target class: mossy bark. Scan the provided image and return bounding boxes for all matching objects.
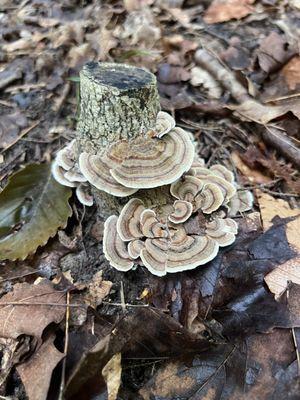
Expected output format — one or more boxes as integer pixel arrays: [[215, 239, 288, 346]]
[[77, 62, 160, 218]]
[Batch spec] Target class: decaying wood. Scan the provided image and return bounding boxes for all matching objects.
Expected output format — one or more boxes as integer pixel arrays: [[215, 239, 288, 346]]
[[76, 62, 160, 218]]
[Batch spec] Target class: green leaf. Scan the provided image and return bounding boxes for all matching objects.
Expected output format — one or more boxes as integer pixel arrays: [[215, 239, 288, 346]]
[[0, 164, 72, 260]]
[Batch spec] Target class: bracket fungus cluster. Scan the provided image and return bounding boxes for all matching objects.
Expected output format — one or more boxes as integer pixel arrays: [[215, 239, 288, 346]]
[[52, 140, 93, 206], [53, 109, 253, 276], [78, 111, 194, 195], [102, 150, 252, 276]]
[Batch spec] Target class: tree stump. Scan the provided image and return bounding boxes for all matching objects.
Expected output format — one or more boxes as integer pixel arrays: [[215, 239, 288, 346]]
[[76, 62, 160, 218]]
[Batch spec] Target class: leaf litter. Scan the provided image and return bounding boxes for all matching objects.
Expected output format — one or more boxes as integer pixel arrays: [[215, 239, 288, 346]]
[[0, 0, 300, 399]]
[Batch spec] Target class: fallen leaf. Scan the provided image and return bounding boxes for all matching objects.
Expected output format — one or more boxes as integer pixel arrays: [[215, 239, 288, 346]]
[[203, 0, 255, 24], [231, 152, 271, 184], [79, 271, 112, 309], [157, 63, 190, 84], [0, 63, 22, 90], [139, 344, 246, 400], [0, 281, 66, 339], [0, 112, 28, 150], [256, 190, 300, 252], [120, 9, 161, 45], [243, 329, 296, 399], [17, 334, 64, 400], [0, 164, 72, 260], [0, 336, 31, 390], [281, 56, 300, 90], [257, 31, 294, 74], [229, 97, 300, 124], [102, 353, 122, 400], [64, 308, 211, 398], [265, 256, 300, 298]]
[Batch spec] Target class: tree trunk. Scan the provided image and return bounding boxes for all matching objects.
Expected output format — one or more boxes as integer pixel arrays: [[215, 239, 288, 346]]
[[76, 62, 160, 218]]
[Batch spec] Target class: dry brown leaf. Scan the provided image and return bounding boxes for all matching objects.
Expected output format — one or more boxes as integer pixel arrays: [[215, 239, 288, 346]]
[[102, 353, 122, 400], [17, 334, 64, 400], [265, 256, 300, 298], [256, 190, 300, 252], [0, 281, 66, 339], [257, 190, 300, 296], [257, 31, 293, 74], [79, 271, 112, 309], [203, 0, 255, 24], [229, 98, 300, 124], [281, 56, 300, 90], [231, 152, 272, 184]]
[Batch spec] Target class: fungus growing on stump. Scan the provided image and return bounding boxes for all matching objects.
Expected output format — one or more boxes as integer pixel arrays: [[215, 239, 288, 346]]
[[52, 62, 253, 276], [102, 194, 239, 277]]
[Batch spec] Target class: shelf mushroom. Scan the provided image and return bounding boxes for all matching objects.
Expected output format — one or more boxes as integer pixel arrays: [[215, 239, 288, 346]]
[[51, 140, 93, 206], [103, 195, 239, 277], [79, 125, 195, 194]]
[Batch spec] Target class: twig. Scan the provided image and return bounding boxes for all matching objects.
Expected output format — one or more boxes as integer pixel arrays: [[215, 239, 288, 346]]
[[102, 301, 149, 308], [2, 121, 40, 153], [59, 291, 70, 400], [0, 270, 39, 284], [262, 126, 300, 168], [0, 302, 85, 308], [120, 281, 126, 313]]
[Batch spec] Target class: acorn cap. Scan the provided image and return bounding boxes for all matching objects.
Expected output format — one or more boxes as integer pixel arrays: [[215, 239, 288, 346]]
[[79, 153, 138, 197], [103, 215, 134, 271]]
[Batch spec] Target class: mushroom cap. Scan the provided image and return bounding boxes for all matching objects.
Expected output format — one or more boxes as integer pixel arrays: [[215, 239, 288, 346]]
[[170, 175, 203, 203], [154, 111, 176, 138], [55, 139, 76, 171], [168, 200, 193, 224], [166, 233, 219, 273], [109, 127, 195, 189], [103, 215, 134, 271], [228, 189, 254, 216], [76, 184, 93, 206], [64, 165, 87, 183], [140, 224, 219, 276], [140, 209, 168, 238], [79, 152, 138, 197], [128, 239, 145, 259], [51, 161, 77, 187], [117, 198, 145, 241], [195, 173, 236, 203], [140, 238, 168, 276], [194, 183, 224, 214], [210, 164, 235, 184], [205, 218, 238, 247]]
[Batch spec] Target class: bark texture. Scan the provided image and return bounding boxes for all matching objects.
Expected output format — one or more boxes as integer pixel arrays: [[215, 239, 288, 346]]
[[76, 62, 161, 218]]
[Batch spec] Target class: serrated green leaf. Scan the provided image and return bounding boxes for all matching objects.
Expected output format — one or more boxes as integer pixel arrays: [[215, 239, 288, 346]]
[[0, 164, 72, 261]]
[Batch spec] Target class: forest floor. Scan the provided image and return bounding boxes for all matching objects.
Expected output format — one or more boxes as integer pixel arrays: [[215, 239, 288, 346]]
[[0, 0, 300, 399]]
